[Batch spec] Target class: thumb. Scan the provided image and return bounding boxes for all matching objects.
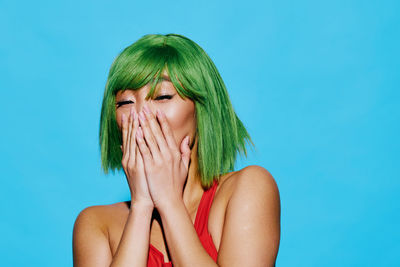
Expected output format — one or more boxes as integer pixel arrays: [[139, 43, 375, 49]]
[[180, 136, 191, 169]]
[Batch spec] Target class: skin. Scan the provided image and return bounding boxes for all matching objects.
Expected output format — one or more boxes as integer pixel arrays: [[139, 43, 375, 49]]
[[73, 76, 281, 267]]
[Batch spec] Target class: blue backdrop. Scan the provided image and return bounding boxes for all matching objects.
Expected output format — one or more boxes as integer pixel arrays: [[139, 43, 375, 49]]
[[1, 0, 399, 266]]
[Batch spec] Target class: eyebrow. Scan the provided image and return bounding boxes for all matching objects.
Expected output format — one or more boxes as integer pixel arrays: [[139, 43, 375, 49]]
[[158, 75, 171, 82], [148, 75, 172, 92], [137, 75, 171, 86]]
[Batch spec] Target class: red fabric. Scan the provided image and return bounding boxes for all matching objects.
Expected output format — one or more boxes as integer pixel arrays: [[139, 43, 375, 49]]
[[147, 181, 219, 266]]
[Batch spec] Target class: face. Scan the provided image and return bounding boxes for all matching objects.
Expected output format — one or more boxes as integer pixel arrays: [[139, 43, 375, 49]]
[[115, 76, 197, 149]]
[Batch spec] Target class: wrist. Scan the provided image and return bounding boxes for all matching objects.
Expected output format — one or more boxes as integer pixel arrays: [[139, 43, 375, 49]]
[[130, 200, 154, 212], [156, 196, 184, 217]]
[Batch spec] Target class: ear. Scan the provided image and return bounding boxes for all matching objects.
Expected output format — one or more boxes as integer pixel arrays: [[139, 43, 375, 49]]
[[180, 136, 191, 169]]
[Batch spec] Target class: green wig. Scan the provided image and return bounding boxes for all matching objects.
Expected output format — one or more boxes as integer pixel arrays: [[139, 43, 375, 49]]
[[99, 33, 254, 188]]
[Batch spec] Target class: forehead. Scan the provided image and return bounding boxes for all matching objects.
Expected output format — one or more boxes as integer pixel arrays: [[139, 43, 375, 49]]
[[115, 78, 176, 98]]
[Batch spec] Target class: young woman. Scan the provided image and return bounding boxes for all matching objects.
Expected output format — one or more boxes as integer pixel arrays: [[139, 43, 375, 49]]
[[73, 33, 281, 267]]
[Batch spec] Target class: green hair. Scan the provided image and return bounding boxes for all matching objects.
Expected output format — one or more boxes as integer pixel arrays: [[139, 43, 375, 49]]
[[99, 33, 254, 188]]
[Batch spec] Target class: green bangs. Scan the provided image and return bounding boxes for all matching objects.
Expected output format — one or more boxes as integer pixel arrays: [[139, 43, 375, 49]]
[[100, 34, 254, 188]]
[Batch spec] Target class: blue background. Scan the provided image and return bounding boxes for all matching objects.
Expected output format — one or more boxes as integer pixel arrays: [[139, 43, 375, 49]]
[[1, 0, 399, 266]]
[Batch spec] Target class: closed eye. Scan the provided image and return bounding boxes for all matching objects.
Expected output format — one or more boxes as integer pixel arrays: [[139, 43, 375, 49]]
[[116, 100, 134, 108], [154, 94, 174, 101]]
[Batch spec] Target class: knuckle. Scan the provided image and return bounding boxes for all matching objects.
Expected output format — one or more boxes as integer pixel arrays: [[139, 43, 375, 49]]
[[154, 160, 162, 168], [128, 164, 135, 172], [127, 162, 135, 172], [128, 156, 135, 165], [148, 115, 156, 123], [165, 157, 173, 164], [163, 152, 172, 161], [150, 138, 158, 146], [173, 150, 181, 159], [121, 161, 127, 168]]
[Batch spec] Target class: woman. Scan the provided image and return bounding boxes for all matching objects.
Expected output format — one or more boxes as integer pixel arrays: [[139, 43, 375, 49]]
[[73, 33, 281, 267]]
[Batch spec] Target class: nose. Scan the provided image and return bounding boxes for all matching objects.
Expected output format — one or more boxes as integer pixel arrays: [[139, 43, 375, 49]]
[[134, 100, 154, 116]]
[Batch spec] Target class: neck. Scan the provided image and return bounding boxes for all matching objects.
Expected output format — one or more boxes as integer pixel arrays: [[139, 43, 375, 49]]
[[182, 137, 204, 211]]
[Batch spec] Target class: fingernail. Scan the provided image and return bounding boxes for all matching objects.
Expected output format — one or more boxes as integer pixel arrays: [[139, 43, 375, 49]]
[[186, 136, 190, 145], [143, 104, 150, 115], [159, 109, 165, 118], [139, 111, 146, 121], [156, 109, 163, 118]]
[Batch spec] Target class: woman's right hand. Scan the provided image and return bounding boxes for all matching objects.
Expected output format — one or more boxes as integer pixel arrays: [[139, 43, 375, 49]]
[[121, 108, 154, 209]]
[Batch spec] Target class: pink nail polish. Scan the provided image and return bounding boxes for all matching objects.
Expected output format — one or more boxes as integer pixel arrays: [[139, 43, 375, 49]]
[[143, 104, 150, 114], [157, 109, 164, 118], [139, 111, 146, 121]]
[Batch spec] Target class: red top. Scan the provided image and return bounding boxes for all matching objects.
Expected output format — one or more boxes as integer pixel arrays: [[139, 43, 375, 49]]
[[147, 181, 219, 266]]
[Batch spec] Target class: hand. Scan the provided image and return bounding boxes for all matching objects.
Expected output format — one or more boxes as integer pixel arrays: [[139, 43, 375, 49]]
[[135, 104, 191, 210], [121, 108, 154, 209]]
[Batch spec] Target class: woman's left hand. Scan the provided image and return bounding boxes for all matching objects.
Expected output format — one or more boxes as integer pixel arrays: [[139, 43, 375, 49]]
[[135, 104, 192, 210]]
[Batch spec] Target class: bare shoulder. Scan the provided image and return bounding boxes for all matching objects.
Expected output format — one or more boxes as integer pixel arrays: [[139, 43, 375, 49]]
[[74, 202, 128, 232], [73, 202, 129, 266], [218, 165, 280, 202], [215, 165, 281, 266]]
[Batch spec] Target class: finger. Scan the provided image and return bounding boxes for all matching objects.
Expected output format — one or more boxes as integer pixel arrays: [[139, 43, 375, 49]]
[[136, 126, 154, 165], [135, 145, 151, 193], [128, 110, 138, 165], [180, 135, 191, 169], [138, 110, 161, 160], [135, 143, 144, 171], [156, 109, 179, 151], [143, 105, 169, 155], [125, 108, 134, 161], [121, 113, 127, 154]]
